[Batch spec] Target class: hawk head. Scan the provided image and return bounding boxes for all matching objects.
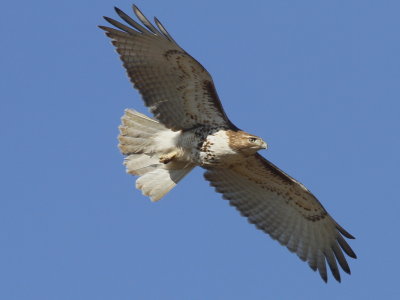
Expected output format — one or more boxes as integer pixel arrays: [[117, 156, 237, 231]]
[[227, 130, 268, 155]]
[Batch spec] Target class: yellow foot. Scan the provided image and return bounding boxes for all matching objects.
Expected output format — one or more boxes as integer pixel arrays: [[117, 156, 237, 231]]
[[159, 151, 178, 164]]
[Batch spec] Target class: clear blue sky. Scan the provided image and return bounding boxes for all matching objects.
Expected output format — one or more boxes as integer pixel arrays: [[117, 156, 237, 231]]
[[1, 0, 399, 299]]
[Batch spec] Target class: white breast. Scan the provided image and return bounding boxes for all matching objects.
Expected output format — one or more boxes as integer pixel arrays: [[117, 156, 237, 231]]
[[199, 130, 239, 165]]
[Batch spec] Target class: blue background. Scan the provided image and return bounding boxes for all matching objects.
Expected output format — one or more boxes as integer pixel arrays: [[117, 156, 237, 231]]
[[2, 0, 399, 299]]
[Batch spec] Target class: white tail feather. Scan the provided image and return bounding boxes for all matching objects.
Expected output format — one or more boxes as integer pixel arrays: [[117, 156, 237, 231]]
[[124, 153, 161, 176], [136, 163, 193, 201], [119, 109, 194, 201]]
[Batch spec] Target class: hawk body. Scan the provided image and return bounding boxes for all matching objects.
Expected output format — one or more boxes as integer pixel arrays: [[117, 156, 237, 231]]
[[100, 5, 357, 283]]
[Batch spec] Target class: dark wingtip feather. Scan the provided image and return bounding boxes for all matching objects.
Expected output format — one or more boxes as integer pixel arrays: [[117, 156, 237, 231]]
[[103, 16, 114, 24], [338, 258, 351, 274], [336, 223, 355, 239], [309, 264, 318, 272], [347, 233, 356, 240], [332, 268, 341, 282], [317, 255, 328, 283], [102, 15, 139, 35], [337, 235, 357, 259], [114, 7, 129, 22], [331, 242, 351, 274], [324, 251, 341, 283], [114, 6, 126, 19]]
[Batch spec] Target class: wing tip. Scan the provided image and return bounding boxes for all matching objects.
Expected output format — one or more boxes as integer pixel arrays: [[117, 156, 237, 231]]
[[338, 227, 355, 240], [320, 272, 328, 283], [132, 4, 140, 14], [332, 269, 341, 283], [343, 266, 351, 275], [114, 6, 124, 16]]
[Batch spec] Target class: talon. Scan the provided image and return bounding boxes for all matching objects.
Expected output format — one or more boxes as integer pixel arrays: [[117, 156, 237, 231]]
[[159, 151, 177, 164]]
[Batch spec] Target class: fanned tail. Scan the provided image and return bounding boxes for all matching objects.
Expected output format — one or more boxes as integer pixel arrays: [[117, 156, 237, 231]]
[[119, 109, 194, 201]]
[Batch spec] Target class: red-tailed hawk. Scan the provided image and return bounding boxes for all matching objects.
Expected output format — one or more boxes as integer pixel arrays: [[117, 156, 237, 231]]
[[99, 5, 356, 282]]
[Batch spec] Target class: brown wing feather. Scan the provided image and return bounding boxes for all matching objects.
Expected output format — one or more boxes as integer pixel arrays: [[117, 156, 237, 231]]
[[204, 153, 356, 282], [99, 6, 237, 131]]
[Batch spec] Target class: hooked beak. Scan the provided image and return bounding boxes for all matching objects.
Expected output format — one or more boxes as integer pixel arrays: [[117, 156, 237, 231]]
[[260, 140, 268, 150]]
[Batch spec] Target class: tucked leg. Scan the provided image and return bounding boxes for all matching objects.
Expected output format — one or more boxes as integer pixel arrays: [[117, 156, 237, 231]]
[[159, 151, 179, 164]]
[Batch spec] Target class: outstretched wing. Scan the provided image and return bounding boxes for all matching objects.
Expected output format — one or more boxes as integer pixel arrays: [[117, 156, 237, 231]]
[[204, 154, 356, 282], [99, 5, 236, 131]]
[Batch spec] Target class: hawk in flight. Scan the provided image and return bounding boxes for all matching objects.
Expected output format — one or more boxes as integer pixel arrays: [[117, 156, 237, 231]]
[[99, 5, 356, 282]]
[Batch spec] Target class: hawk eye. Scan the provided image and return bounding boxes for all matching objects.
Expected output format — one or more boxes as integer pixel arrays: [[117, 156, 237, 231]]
[[248, 137, 257, 143]]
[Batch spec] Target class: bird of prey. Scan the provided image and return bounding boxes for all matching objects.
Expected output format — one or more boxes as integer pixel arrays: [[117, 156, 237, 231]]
[[99, 4, 356, 282]]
